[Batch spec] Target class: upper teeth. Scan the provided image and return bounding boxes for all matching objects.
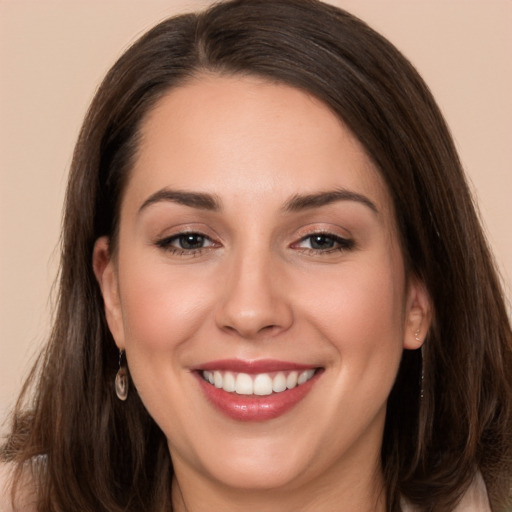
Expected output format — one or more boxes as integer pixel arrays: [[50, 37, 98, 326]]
[[202, 369, 316, 396]]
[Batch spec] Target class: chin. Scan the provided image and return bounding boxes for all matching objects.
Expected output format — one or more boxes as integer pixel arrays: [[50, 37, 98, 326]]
[[202, 456, 306, 491]]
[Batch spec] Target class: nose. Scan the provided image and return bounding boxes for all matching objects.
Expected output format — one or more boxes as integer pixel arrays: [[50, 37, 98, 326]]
[[215, 249, 293, 340]]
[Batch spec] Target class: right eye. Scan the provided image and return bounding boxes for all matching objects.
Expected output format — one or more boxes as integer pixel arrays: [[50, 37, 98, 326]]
[[292, 232, 355, 254]]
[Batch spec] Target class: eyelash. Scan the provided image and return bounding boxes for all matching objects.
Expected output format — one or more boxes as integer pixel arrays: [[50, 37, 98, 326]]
[[155, 231, 355, 256], [155, 232, 217, 256], [293, 232, 355, 254]]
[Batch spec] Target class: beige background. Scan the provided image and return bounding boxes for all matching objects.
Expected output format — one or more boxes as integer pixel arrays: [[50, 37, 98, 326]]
[[1, 1, 511, 428]]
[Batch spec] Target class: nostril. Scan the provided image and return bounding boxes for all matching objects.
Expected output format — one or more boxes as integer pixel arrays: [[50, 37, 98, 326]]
[[260, 324, 279, 334], [215, 277, 294, 338], [219, 317, 293, 340], [221, 323, 278, 336]]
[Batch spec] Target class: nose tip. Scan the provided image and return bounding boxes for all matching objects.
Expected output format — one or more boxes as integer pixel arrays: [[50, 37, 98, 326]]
[[221, 309, 288, 339], [215, 259, 293, 340]]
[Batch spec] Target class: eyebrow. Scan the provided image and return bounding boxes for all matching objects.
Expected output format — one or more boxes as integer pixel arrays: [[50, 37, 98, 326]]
[[138, 187, 378, 215], [282, 189, 378, 214], [138, 188, 221, 213]]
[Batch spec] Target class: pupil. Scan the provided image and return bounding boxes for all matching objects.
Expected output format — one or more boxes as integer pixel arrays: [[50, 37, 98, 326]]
[[311, 235, 334, 250], [180, 234, 204, 249]]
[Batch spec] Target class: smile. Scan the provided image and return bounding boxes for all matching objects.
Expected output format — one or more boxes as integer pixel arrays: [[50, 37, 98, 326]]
[[195, 360, 323, 421], [201, 369, 317, 396]]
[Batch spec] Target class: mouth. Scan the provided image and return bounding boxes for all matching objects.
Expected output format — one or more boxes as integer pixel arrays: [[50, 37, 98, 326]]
[[201, 368, 317, 395], [194, 360, 323, 421]]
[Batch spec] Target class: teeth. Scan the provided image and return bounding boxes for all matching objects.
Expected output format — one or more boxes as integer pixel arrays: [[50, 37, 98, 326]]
[[272, 372, 287, 393], [253, 374, 273, 395], [202, 368, 316, 395], [298, 369, 315, 385], [223, 371, 236, 392], [235, 373, 253, 395], [286, 371, 298, 389]]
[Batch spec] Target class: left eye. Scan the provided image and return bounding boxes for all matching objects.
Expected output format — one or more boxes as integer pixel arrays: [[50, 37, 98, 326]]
[[157, 233, 214, 251], [296, 233, 354, 251]]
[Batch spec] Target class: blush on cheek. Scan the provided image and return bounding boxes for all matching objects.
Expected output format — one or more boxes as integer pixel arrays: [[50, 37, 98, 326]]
[[120, 271, 216, 352], [299, 265, 405, 396]]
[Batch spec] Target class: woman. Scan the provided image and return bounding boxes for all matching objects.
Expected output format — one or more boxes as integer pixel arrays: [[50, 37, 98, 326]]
[[1, 0, 511, 510]]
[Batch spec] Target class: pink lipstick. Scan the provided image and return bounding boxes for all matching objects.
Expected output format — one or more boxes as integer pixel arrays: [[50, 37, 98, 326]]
[[194, 359, 322, 421]]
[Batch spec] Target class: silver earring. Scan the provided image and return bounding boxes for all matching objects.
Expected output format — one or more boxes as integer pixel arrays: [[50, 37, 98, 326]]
[[115, 349, 129, 401], [414, 328, 421, 343]]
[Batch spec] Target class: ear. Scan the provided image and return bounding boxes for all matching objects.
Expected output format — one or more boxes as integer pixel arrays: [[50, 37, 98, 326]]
[[92, 236, 125, 350], [403, 276, 432, 350]]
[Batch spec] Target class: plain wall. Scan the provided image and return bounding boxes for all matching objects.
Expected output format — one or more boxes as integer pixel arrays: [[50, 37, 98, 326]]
[[1, 0, 511, 427]]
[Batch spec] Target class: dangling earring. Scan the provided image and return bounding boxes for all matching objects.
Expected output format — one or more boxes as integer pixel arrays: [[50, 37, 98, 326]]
[[414, 327, 425, 399], [115, 349, 129, 401], [420, 345, 425, 400]]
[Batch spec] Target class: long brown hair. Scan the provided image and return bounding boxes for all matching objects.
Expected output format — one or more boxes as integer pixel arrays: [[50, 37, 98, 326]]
[[3, 1, 512, 511]]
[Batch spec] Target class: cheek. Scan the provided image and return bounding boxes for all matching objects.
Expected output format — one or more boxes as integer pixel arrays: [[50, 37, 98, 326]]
[[117, 258, 217, 353], [115, 259, 217, 428], [297, 255, 406, 373]]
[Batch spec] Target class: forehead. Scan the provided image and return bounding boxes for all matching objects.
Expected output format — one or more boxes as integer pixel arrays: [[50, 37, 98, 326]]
[[123, 74, 394, 221]]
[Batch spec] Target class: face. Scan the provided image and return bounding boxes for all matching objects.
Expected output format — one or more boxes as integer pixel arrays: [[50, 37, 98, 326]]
[[94, 75, 429, 505]]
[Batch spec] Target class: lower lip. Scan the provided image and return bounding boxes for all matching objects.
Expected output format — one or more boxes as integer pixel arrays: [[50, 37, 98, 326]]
[[195, 371, 321, 422]]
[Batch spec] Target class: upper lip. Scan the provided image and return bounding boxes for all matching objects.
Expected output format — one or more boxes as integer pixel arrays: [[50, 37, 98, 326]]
[[196, 358, 319, 373]]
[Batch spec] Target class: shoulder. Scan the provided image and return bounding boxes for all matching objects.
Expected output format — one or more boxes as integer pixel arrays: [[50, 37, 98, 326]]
[[0, 463, 37, 512], [452, 471, 491, 512], [401, 471, 491, 512], [0, 463, 14, 512]]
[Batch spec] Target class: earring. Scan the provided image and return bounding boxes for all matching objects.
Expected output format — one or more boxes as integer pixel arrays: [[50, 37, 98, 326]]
[[414, 326, 425, 399], [420, 344, 425, 400], [115, 349, 129, 401]]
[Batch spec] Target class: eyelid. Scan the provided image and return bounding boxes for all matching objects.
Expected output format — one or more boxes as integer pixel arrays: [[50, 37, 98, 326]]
[[290, 225, 356, 254], [152, 222, 220, 243], [295, 233, 354, 248], [161, 233, 215, 248], [154, 227, 221, 257], [292, 221, 352, 237]]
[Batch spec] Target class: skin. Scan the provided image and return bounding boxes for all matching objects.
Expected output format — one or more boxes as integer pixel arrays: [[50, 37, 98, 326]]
[[94, 74, 431, 512]]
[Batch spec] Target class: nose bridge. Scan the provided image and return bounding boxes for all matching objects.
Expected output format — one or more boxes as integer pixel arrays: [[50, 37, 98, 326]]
[[216, 240, 292, 338]]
